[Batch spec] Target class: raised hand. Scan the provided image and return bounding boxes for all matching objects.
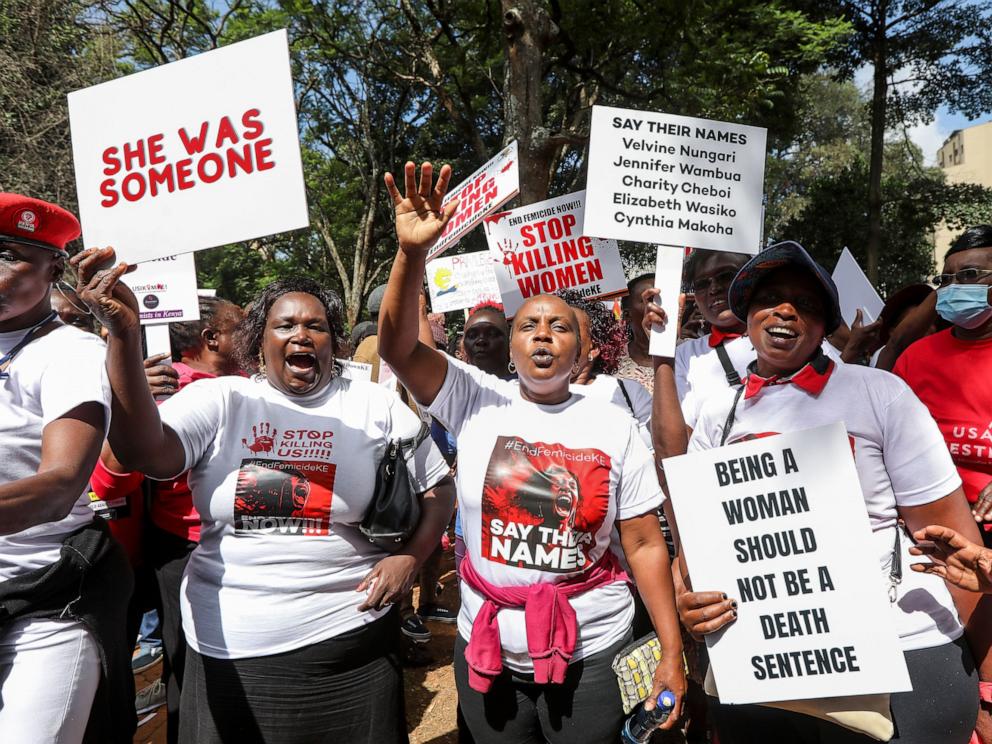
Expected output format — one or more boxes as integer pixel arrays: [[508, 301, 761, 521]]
[[384, 162, 459, 255], [841, 308, 886, 364], [910, 524, 992, 594], [144, 353, 179, 397], [71, 247, 140, 337]]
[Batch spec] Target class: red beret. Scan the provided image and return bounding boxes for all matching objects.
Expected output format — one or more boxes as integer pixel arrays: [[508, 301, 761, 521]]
[[0, 192, 81, 256]]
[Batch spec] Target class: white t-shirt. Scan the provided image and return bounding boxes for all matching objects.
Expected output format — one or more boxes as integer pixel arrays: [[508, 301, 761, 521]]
[[427, 357, 663, 671], [0, 323, 110, 582], [677, 335, 843, 429], [690, 361, 964, 651], [571, 374, 653, 450], [157, 374, 449, 659]]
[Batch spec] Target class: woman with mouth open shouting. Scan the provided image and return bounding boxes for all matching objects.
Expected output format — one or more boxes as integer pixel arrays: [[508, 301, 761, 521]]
[[648, 241, 991, 744], [71, 254, 454, 744], [376, 162, 685, 744]]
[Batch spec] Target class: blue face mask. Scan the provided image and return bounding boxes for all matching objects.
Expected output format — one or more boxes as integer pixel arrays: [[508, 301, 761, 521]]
[[936, 284, 992, 329]]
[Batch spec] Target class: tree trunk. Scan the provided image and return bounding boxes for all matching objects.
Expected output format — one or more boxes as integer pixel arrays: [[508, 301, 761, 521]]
[[501, 1, 556, 205], [866, 9, 888, 284]]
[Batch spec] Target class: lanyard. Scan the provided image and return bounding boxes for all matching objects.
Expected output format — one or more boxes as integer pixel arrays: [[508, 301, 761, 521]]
[[0, 311, 58, 380]]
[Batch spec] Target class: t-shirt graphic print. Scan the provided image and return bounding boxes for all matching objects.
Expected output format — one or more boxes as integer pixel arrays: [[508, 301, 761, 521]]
[[482, 435, 611, 573], [233, 421, 337, 535]]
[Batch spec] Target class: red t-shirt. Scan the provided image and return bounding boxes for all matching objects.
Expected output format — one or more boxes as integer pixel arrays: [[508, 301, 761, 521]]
[[148, 362, 213, 542], [893, 329, 992, 510], [89, 461, 145, 567]]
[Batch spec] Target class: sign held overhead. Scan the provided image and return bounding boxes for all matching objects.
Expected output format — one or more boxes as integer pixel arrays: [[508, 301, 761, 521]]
[[483, 190, 627, 317], [426, 250, 502, 314], [426, 142, 519, 262], [584, 105, 767, 254], [69, 29, 309, 265]]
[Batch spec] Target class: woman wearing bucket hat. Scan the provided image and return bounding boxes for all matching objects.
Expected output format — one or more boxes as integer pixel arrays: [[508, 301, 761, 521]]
[[647, 241, 989, 743], [0, 193, 134, 743]]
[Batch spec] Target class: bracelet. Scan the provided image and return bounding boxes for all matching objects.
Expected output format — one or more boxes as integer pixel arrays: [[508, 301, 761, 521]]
[[979, 680, 992, 704]]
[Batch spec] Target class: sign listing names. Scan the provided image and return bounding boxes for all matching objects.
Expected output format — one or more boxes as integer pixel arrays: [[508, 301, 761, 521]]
[[584, 105, 767, 254], [663, 423, 911, 705]]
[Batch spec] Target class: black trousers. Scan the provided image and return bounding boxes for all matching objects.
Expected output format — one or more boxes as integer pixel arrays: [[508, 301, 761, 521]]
[[454, 631, 631, 744], [179, 609, 407, 744], [148, 523, 197, 744], [710, 635, 978, 744]]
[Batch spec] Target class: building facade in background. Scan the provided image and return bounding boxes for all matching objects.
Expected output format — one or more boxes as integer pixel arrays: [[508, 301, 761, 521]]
[[934, 122, 992, 267]]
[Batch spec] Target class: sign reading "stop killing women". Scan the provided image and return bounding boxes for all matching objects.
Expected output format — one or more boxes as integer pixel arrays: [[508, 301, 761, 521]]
[[584, 105, 767, 254], [663, 423, 910, 705]]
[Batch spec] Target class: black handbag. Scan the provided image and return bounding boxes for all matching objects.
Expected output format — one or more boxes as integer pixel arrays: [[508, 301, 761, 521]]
[[360, 422, 430, 552]]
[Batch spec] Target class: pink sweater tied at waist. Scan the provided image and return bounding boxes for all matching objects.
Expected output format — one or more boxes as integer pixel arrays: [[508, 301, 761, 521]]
[[459, 550, 629, 693]]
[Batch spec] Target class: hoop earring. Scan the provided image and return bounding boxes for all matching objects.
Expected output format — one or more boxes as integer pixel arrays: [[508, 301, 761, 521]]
[[508, 359, 516, 373]]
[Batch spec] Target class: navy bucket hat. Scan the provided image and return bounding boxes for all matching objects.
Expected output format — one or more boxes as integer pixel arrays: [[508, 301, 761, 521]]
[[728, 241, 843, 334]]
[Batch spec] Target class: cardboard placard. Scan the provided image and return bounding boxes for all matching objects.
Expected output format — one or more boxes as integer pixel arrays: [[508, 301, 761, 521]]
[[123, 252, 200, 325], [337, 358, 373, 382], [69, 30, 308, 264], [483, 190, 626, 317], [426, 142, 519, 262], [832, 248, 884, 327], [584, 105, 766, 254], [663, 423, 911, 705], [648, 246, 685, 358], [426, 250, 502, 314]]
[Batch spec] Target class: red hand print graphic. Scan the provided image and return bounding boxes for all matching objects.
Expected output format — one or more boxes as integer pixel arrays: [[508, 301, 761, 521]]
[[241, 422, 278, 453]]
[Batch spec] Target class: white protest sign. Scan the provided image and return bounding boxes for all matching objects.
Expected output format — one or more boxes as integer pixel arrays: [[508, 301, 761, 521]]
[[123, 252, 200, 325], [663, 423, 910, 705], [426, 142, 519, 261], [648, 246, 685, 358], [143, 323, 172, 359], [337, 358, 373, 382], [483, 190, 626, 317], [584, 105, 766, 254], [426, 250, 502, 313], [832, 248, 884, 327], [69, 30, 308, 265]]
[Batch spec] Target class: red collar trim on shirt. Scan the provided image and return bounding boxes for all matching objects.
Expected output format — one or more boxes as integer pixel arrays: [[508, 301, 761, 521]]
[[708, 328, 744, 348], [743, 350, 835, 400]]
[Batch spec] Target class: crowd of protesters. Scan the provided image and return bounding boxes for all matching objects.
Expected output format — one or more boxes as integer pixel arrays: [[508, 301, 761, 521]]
[[2, 161, 992, 744]]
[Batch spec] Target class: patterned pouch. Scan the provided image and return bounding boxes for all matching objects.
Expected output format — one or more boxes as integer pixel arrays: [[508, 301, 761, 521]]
[[611, 632, 663, 714]]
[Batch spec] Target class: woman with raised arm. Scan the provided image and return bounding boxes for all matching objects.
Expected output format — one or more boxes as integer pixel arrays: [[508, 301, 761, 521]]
[[377, 162, 685, 744], [647, 241, 989, 744], [72, 252, 454, 744]]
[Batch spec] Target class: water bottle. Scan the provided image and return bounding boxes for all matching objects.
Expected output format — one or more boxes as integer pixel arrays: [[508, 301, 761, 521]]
[[621, 689, 677, 743]]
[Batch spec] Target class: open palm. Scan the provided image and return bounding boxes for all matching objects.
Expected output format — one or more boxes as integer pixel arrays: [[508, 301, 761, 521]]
[[385, 161, 459, 255]]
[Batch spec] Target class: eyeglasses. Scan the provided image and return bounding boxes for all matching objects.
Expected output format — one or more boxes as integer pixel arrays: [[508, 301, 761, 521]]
[[693, 270, 738, 292], [931, 268, 992, 288]]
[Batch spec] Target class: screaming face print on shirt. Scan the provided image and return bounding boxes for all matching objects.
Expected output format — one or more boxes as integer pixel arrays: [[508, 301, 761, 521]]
[[481, 435, 612, 573], [234, 422, 337, 535]]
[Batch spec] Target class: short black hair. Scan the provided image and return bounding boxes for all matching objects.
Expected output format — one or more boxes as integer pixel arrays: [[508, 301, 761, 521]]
[[170, 296, 239, 357], [946, 225, 992, 259], [234, 277, 344, 372], [622, 273, 655, 310], [683, 248, 748, 290]]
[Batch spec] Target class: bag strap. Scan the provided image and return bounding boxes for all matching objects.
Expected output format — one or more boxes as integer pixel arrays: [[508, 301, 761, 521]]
[[715, 342, 743, 387], [616, 378, 635, 414], [397, 421, 431, 454], [719, 385, 746, 447]]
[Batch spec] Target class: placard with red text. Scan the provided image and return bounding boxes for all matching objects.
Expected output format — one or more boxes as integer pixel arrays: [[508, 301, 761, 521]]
[[483, 190, 627, 317], [426, 142, 519, 262], [68, 30, 308, 264]]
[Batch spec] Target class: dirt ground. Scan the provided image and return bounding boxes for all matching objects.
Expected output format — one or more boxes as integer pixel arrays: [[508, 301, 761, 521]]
[[133, 555, 462, 744]]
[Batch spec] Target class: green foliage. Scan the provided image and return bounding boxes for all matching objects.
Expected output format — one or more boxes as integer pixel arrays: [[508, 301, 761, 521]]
[[765, 74, 992, 293]]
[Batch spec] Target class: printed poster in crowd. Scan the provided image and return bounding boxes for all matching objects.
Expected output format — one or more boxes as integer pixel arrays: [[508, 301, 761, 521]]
[[426, 141, 519, 262], [662, 423, 911, 705], [584, 105, 767, 254], [68, 29, 308, 265], [483, 190, 627, 317], [426, 250, 502, 314], [832, 248, 884, 327], [123, 252, 200, 325]]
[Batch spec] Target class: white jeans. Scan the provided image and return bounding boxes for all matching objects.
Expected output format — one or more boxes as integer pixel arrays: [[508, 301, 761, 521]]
[[0, 618, 100, 744]]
